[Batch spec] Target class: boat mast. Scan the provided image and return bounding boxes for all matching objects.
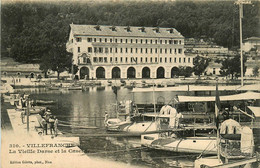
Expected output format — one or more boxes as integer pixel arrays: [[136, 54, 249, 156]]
[[235, 0, 252, 86], [152, 79, 156, 121]]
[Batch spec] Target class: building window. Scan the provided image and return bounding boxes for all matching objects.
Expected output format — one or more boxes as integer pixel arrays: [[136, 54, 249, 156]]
[[169, 40, 172, 44], [150, 40, 153, 44], [141, 48, 143, 53], [87, 38, 92, 42], [174, 40, 178, 44], [136, 48, 138, 53], [165, 58, 167, 63], [145, 57, 148, 62], [115, 57, 118, 62], [120, 48, 123, 53], [155, 57, 158, 62], [110, 57, 113, 62], [175, 49, 177, 54], [160, 40, 162, 44], [155, 48, 158, 53], [155, 40, 157, 44], [93, 57, 97, 62], [150, 57, 152, 62], [179, 58, 181, 63], [150, 48, 153, 53], [174, 57, 177, 63], [165, 49, 167, 54], [170, 49, 172, 54], [213, 68, 216, 74], [140, 57, 143, 62], [115, 39, 118, 43], [88, 47, 92, 53], [76, 37, 82, 42], [141, 39, 143, 44], [120, 57, 123, 62], [105, 38, 107, 42], [121, 39, 123, 43], [160, 57, 162, 62], [105, 48, 109, 53], [126, 39, 128, 43], [94, 47, 97, 53], [178, 49, 182, 54], [78, 47, 80, 53], [126, 57, 128, 63], [110, 39, 112, 43], [165, 40, 167, 44], [145, 48, 148, 54], [100, 38, 102, 42], [160, 48, 162, 54], [99, 57, 103, 62], [170, 58, 172, 62], [110, 48, 113, 53], [104, 57, 107, 62], [94, 38, 96, 42], [131, 48, 133, 53], [188, 58, 190, 63], [179, 40, 182, 44], [131, 39, 133, 43], [83, 57, 86, 63], [184, 58, 186, 63], [126, 48, 128, 53], [136, 39, 138, 43], [115, 48, 118, 53], [146, 39, 148, 44], [99, 47, 103, 53]]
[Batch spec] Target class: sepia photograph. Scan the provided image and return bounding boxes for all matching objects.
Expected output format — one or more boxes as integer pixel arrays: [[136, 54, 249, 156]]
[[1, 0, 260, 167]]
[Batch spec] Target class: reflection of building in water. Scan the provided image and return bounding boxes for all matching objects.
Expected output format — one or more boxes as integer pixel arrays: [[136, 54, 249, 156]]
[[67, 24, 194, 79]]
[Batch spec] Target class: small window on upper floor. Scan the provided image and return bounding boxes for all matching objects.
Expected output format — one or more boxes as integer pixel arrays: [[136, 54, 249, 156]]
[[155, 40, 158, 44], [145, 48, 148, 54], [165, 40, 167, 44], [126, 39, 128, 43], [120, 48, 123, 53], [165, 49, 167, 54], [150, 48, 153, 53], [136, 39, 138, 43], [87, 38, 92, 42], [105, 38, 107, 42], [121, 39, 123, 43], [110, 39, 112, 43], [88, 47, 92, 53], [115, 39, 118, 43], [150, 40, 153, 44], [160, 40, 162, 44], [179, 40, 182, 44], [78, 47, 80, 53], [94, 38, 96, 42], [76, 38, 82, 42], [100, 38, 102, 42], [146, 39, 148, 44], [188, 58, 191, 63], [179, 58, 181, 63], [178, 49, 182, 54], [131, 39, 133, 43], [169, 40, 172, 44], [141, 48, 143, 53], [125, 48, 128, 53], [183, 58, 186, 63], [110, 48, 113, 53], [141, 39, 143, 44]]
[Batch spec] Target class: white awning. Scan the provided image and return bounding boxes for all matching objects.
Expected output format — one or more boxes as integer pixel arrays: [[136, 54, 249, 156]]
[[132, 84, 260, 92], [248, 106, 260, 118], [178, 92, 260, 103]]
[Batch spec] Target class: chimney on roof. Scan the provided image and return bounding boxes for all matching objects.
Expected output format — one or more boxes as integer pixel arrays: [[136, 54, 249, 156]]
[[109, 26, 116, 31], [153, 27, 160, 33], [167, 28, 174, 34], [94, 25, 101, 31], [124, 26, 131, 32], [139, 27, 145, 32]]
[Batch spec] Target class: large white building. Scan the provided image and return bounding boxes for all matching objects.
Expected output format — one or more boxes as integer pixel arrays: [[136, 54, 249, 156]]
[[67, 24, 194, 79]]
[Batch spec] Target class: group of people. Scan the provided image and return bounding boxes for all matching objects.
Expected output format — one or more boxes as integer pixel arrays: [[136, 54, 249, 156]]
[[39, 109, 58, 136], [159, 104, 183, 129]]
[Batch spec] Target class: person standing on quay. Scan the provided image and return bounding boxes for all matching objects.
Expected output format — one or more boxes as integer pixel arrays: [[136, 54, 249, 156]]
[[41, 118, 48, 135], [21, 111, 25, 124], [54, 116, 58, 136]]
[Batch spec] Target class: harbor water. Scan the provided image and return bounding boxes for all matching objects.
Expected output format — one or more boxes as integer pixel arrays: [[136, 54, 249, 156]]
[[13, 86, 197, 168]]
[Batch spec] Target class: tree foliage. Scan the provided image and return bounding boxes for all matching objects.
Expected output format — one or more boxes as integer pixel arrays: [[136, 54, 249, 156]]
[[252, 66, 259, 77], [193, 56, 210, 77], [1, 1, 259, 65], [217, 55, 247, 79]]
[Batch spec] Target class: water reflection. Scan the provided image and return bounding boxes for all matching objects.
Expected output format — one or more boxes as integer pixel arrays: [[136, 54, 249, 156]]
[[15, 87, 196, 167]]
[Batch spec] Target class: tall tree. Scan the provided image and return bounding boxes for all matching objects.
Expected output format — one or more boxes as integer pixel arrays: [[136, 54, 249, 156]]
[[218, 54, 247, 79], [193, 56, 210, 78]]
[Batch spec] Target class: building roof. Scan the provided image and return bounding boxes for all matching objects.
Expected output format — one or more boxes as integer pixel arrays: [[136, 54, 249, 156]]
[[70, 24, 184, 39], [244, 37, 260, 42]]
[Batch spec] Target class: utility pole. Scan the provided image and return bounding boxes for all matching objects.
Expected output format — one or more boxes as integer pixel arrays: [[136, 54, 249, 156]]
[[235, 0, 252, 86], [26, 97, 30, 132]]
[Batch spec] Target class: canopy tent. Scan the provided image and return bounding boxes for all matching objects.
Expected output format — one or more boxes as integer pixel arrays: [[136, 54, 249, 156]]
[[247, 106, 260, 118], [132, 84, 259, 92], [177, 92, 260, 103]]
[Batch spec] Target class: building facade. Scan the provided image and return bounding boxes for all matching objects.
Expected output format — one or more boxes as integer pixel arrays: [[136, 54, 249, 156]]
[[243, 37, 260, 52], [67, 24, 194, 79]]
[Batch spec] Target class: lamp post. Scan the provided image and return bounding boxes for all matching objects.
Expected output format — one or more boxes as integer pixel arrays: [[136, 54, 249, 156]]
[[235, 0, 252, 86]]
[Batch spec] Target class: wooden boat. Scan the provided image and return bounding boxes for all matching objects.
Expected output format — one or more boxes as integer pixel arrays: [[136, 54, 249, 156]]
[[35, 100, 56, 105], [67, 86, 82, 90], [142, 134, 217, 155]]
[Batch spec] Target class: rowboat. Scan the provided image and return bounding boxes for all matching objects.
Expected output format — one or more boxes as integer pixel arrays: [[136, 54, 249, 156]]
[[36, 100, 56, 105]]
